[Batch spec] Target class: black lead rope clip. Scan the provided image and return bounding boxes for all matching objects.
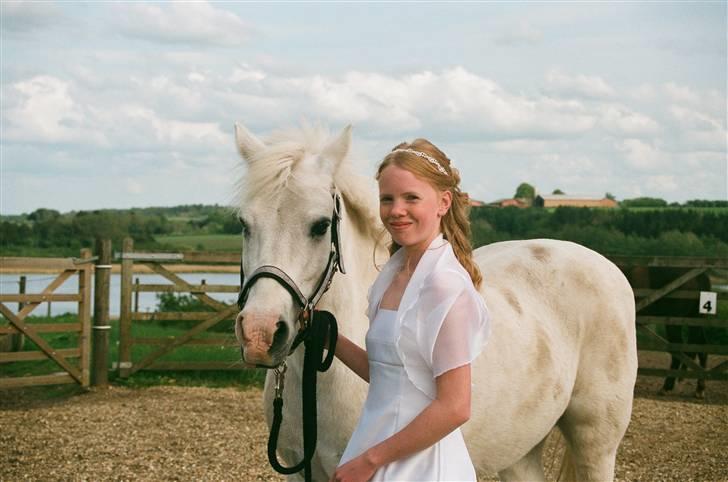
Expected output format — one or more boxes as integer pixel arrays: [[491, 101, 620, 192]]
[[273, 362, 287, 399]]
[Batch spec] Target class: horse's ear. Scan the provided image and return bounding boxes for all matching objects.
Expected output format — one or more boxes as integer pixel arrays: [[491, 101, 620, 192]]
[[235, 122, 265, 162], [320, 124, 352, 172]]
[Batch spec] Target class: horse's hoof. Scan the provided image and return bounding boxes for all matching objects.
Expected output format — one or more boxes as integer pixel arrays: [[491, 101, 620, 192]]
[[694, 391, 705, 399]]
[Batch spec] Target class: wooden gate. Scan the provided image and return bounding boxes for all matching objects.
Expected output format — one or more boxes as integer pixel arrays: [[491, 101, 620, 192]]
[[117, 239, 241, 377], [0, 250, 93, 388], [610, 256, 728, 381]]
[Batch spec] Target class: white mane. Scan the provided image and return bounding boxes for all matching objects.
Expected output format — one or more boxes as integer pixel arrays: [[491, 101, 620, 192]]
[[235, 123, 382, 240]]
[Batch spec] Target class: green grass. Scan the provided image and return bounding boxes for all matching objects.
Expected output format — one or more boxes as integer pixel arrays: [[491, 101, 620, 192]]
[[155, 234, 241, 252]]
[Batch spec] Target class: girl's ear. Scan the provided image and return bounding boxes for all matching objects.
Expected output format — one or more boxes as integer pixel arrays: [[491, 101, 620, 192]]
[[439, 190, 452, 216]]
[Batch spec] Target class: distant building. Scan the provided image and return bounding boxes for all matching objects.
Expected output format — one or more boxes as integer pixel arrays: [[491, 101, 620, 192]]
[[533, 194, 618, 208], [488, 198, 530, 208], [469, 198, 485, 207]]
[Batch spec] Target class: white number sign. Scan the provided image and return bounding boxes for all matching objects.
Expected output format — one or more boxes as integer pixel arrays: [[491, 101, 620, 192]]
[[699, 291, 717, 315]]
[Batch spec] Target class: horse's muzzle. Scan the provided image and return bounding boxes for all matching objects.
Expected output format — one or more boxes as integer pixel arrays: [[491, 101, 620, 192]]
[[236, 311, 292, 367]]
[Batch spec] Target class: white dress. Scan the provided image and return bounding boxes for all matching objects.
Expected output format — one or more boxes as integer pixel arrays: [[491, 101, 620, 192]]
[[339, 309, 477, 481]]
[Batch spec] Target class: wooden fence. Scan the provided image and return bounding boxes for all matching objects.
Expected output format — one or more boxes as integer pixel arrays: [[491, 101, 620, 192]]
[[609, 255, 728, 381], [117, 239, 241, 377], [0, 250, 93, 388], [2, 242, 726, 387]]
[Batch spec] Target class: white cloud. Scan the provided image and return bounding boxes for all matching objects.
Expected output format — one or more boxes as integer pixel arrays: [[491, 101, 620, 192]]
[[545, 69, 616, 99], [669, 106, 722, 132], [630, 83, 658, 101], [267, 67, 598, 138], [2, 75, 106, 145], [490, 139, 553, 154], [663, 82, 701, 106], [646, 175, 678, 193], [617, 139, 664, 170], [188, 72, 206, 83], [116, 104, 228, 150], [600, 105, 660, 136], [229, 66, 266, 83], [493, 21, 543, 46], [115, 1, 250, 46], [668, 106, 726, 151]]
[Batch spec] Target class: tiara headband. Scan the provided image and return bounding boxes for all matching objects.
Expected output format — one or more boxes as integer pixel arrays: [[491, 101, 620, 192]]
[[392, 148, 448, 176]]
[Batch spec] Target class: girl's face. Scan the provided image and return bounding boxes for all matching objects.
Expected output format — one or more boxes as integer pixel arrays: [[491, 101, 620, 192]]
[[378, 164, 451, 254]]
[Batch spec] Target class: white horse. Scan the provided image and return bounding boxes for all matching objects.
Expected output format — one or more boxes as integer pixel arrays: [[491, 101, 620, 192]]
[[233, 123, 637, 481]]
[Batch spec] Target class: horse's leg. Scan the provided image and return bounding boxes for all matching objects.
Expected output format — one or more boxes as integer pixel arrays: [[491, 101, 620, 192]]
[[660, 325, 683, 394], [695, 351, 708, 399], [659, 353, 682, 394], [556, 385, 632, 482], [497, 437, 547, 482], [689, 326, 708, 399]]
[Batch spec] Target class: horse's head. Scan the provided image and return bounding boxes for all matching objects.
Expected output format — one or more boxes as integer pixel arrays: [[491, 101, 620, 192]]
[[233, 122, 353, 368]]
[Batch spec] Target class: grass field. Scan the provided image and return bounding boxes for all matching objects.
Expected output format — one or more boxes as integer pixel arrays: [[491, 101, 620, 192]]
[[156, 234, 241, 252]]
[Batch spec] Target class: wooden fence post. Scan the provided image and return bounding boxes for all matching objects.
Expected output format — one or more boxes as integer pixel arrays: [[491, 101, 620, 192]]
[[92, 239, 112, 388], [134, 278, 140, 313], [18, 276, 26, 312], [119, 238, 134, 378], [78, 248, 92, 388], [12, 276, 27, 351]]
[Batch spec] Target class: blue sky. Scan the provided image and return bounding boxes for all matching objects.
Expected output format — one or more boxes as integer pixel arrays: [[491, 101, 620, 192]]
[[1, 1, 726, 214]]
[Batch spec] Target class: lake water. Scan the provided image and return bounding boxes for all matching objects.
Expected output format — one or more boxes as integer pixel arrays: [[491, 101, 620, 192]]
[[2, 273, 726, 318], [0, 273, 240, 317]]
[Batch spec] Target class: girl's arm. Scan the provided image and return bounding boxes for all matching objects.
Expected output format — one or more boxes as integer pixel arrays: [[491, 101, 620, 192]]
[[330, 363, 471, 482], [333, 333, 370, 383]]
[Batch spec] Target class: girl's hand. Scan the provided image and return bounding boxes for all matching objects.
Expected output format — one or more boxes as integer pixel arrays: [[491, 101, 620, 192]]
[[329, 452, 378, 482]]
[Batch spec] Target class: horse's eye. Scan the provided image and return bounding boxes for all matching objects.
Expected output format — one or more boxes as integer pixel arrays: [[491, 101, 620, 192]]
[[310, 219, 331, 238], [239, 217, 250, 236]]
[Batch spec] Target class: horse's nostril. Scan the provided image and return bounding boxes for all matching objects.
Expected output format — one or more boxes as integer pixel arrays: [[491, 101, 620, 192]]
[[271, 321, 288, 351]]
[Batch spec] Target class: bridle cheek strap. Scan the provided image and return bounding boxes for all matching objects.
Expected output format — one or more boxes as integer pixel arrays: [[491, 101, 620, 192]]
[[236, 191, 345, 350]]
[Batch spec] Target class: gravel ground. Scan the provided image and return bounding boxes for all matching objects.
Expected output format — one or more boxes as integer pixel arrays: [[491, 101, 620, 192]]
[[1, 357, 726, 481]]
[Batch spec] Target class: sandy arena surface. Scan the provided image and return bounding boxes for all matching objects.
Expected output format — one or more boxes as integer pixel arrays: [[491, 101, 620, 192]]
[[1, 358, 727, 481]]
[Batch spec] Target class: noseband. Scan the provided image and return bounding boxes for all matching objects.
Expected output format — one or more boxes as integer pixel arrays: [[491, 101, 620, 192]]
[[236, 190, 346, 357]]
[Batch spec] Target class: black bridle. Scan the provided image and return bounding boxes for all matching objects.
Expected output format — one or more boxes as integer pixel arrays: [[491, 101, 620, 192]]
[[236, 190, 345, 481]]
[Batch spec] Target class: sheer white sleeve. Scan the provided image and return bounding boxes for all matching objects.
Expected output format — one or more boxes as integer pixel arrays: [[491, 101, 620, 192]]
[[397, 269, 490, 398], [431, 289, 490, 377]]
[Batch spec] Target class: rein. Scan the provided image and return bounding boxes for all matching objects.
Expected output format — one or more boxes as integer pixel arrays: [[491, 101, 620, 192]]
[[237, 191, 345, 482]]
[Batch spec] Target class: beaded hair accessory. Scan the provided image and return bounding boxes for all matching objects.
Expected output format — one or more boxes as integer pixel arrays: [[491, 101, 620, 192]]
[[392, 148, 448, 176]]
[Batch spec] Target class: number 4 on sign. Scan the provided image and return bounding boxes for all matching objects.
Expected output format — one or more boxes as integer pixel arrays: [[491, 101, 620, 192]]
[[699, 291, 717, 315]]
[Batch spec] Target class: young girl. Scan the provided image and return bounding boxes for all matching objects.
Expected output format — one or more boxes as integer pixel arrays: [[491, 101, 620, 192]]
[[331, 140, 490, 482]]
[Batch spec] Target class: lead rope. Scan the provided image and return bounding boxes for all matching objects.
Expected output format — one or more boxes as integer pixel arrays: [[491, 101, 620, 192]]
[[267, 310, 338, 482]]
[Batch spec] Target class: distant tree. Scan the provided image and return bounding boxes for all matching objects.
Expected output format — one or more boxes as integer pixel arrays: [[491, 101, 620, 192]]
[[620, 197, 667, 208], [552, 189, 565, 195], [28, 208, 61, 223], [514, 183, 536, 200], [605, 192, 616, 201], [684, 199, 728, 208]]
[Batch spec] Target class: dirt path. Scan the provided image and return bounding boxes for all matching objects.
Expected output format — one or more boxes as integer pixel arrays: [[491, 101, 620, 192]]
[[1, 373, 726, 481]]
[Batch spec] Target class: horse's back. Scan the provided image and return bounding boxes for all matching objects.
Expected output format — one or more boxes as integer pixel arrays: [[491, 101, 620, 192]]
[[475, 238, 636, 378], [464, 239, 637, 473]]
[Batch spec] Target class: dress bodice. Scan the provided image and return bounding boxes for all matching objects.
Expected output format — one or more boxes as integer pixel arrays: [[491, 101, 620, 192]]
[[365, 309, 400, 364], [338, 308, 476, 481]]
